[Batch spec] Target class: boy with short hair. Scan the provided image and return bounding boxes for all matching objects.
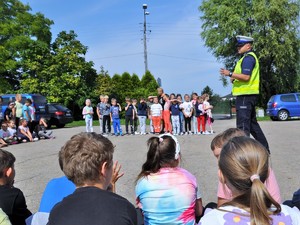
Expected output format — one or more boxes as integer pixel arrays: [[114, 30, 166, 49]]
[[47, 132, 137, 225], [124, 98, 135, 135], [96, 95, 105, 133], [137, 98, 148, 135], [100, 96, 111, 135], [110, 98, 122, 136], [0, 149, 32, 225], [22, 99, 32, 131]]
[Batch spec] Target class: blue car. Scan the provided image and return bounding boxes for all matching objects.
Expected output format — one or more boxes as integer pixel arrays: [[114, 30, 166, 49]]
[[0, 94, 49, 121], [266, 93, 300, 121]]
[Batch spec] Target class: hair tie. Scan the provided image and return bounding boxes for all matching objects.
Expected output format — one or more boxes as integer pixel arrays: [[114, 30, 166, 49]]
[[158, 134, 181, 160], [250, 174, 260, 182], [159, 137, 163, 143]]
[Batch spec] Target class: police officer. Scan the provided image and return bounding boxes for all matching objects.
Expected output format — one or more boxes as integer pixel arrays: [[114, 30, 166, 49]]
[[220, 35, 270, 153]]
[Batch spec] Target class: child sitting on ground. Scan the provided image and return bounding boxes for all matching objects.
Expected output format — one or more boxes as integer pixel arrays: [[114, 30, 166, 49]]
[[0, 149, 32, 225], [0, 122, 18, 145], [210, 128, 281, 206], [47, 132, 137, 225], [34, 118, 54, 139], [7, 120, 17, 137], [136, 134, 203, 224], [17, 119, 38, 142], [200, 136, 300, 224]]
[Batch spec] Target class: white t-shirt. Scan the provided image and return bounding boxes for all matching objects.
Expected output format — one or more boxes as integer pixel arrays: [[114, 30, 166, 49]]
[[203, 101, 212, 117], [150, 104, 162, 116], [180, 102, 193, 116], [200, 205, 300, 225]]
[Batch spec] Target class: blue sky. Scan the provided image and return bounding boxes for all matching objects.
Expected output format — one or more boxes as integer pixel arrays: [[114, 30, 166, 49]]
[[21, 0, 232, 96]]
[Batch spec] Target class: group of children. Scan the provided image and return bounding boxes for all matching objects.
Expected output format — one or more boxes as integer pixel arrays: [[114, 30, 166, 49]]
[[0, 94, 55, 147], [83, 88, 215, 136], [0, 129, 299, 225]]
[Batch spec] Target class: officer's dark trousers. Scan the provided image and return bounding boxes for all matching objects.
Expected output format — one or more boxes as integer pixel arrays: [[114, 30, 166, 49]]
[[236, 95, 270, 153]]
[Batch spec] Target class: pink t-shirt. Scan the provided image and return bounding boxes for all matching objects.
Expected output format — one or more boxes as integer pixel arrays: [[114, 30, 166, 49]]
[[217, 168, 281, 203], [164, 99, 171, 111]]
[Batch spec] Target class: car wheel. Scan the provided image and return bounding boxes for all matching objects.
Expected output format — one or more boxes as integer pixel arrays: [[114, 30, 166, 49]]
[[278, 110, 289, 121], [56, 123, 65, 128]]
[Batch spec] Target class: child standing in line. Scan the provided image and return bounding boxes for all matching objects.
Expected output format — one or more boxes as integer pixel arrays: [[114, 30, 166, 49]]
[[22, 99, 32, 130], [14, 94, 23, 129], [96, 95, 105, 134], [35, 117, 54, 139], [138, 98, 148, 135], [191, 93, 198, 134], [162, 94, 172, 133], [110, 98, 122, 136], [82, 99, 94, 133], [147, 96, 155, 134], [170, 99, 181, 135], [196, 96, 206, 135], [150, 97, 162, 134], [124, 98, 135, 135], [176, 94, 184, 135], [203, 93, 214, 134], [132, 99, 139, 134], [180, 94, 193, 135], [100, 96, 111, 135], [0, 97, 3, 126]]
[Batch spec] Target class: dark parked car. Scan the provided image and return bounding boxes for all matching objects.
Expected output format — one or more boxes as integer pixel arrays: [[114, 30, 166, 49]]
[[266, 93, 300, 121], [46, 103, 74, 128]]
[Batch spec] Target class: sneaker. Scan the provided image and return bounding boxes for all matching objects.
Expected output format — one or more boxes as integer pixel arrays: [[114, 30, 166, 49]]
[[184, 132, 188, 135], [203, 131, 210, 135], [210, 130, 214, 134], [33, 137, 39, 142], [135, 132, 139, 135], [188, 131, 192, 135], [22, 139, 27, 143]]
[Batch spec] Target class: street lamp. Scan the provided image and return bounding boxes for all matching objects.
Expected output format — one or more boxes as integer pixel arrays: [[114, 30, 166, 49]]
[[143, 4, 149, 74]]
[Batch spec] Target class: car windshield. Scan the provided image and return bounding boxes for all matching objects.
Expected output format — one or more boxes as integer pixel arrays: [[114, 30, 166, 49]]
[[32, 96, 47, 104]]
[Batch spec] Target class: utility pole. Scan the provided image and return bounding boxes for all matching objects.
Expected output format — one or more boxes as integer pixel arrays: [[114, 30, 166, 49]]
[[143, 4, 149, 74]]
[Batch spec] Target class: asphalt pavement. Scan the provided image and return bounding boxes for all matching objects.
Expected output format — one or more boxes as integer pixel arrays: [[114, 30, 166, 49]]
[[7, 119, 300, 212]]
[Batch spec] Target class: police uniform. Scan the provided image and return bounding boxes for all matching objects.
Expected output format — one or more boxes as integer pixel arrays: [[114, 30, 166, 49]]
[[232, 36, 270, 152]]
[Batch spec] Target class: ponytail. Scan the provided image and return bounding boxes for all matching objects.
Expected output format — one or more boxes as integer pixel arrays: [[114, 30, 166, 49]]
[[250, 176, 280, 225], [136, 136, 178, 182], [219, 137, 281, 225]]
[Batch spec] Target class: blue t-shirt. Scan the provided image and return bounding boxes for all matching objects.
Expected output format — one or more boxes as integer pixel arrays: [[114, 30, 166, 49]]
[[170, 104, 180, 116], [241, 51, 256, 75], [22, 105, 31, 121], [110, 106, 120, 119], [100, 103, 110, 116], [39, 176, 76, 213]]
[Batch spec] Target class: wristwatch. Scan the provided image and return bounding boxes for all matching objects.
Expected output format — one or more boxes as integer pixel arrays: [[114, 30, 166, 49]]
[[229, 72, 233, 77]]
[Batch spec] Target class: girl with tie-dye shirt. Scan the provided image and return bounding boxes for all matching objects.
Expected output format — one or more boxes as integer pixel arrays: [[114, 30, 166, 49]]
[[135, 134, 203, 225]]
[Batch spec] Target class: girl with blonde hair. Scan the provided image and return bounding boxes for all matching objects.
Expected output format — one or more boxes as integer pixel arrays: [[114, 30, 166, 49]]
[[200, 136, 300, 225]]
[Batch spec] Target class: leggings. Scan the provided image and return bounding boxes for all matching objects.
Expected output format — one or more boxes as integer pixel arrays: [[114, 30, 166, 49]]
[[197, 115, 206, 132], [184, 117, 191, 132]]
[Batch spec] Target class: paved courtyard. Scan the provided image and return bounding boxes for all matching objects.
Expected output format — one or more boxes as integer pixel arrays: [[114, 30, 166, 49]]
[[7, 119, 300, 212]]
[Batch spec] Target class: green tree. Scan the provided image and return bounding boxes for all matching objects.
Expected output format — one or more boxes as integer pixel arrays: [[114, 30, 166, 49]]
[[140, 71, 159, 95], [0, 0, 53, 90], [94, 66, 112, 98], [199, 0, 300, 106], [201, 85, 214, 96]]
